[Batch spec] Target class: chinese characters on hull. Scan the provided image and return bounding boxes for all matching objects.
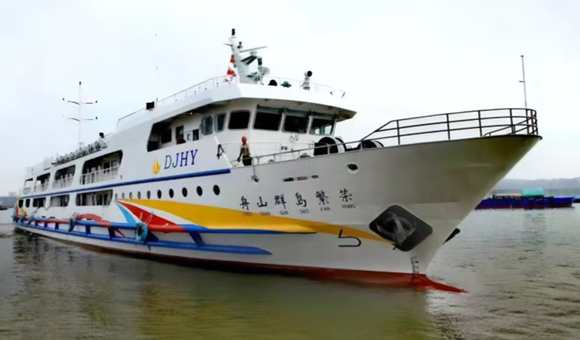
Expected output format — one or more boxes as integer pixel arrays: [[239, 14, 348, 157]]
[[240, 188, 355, 213]]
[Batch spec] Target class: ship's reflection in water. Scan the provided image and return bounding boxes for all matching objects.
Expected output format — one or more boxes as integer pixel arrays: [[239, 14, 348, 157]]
[[1, 206, 580, 340]]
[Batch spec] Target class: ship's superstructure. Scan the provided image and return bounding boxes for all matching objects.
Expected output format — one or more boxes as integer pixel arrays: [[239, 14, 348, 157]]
[[13, 30, 541, 289]]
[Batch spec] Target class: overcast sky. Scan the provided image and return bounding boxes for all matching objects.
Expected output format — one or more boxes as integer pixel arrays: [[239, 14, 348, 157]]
[[1, 0, 579, 195]]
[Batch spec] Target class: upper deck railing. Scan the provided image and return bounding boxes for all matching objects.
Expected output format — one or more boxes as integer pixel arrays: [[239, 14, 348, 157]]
[[362, 108, 538, 144], [79, 165, 119, 185], [53, 176, 74, 189], [233, 108, 538, 167], [116, 75, 345, 127]]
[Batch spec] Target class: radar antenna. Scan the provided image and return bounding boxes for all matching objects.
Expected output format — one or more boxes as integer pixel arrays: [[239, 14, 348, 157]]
[[225, 29, 268, 84]]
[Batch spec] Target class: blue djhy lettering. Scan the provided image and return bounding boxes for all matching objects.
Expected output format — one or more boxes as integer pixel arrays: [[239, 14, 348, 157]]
[[172, 153, 179, 168], [164, 150, 198, 169], [179, 152, 189, 167]]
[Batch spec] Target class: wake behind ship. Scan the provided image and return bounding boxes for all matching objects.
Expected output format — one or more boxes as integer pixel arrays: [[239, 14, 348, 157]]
[[13, 29, 541, 289]]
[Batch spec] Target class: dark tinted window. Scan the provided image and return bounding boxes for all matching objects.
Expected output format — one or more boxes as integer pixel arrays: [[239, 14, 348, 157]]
[[254, 111, 282, 131], [176, 126, 184, 140], [201, 116, 213, 135], [161, 128, 172, 143], [215, 113, 226, 132], [186, 129, 199, 141], [228, 111, 250, 129], [283, 115, 309, 133]]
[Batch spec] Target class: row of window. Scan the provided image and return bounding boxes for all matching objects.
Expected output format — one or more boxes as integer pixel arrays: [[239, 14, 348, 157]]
[[155, 107, 335, 150], [18, 185, 222, 208], [24, 151, 123, 194]]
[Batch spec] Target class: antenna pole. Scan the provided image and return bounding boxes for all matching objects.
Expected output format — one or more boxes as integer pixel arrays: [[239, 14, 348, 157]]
[[63, 81, 98, 148], [78, 81, 82, 147], [519, 55, 527, 108]]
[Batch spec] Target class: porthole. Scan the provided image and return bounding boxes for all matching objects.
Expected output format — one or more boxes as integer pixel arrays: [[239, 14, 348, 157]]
[[347, 163, 359, 174], [157, 190, 162, 199], [213, 185, 220, 195], [169, 189, 174, 198], [122, 193, 125, 199], [182, 188, 188, 197], [129, 192, 133, 199], [137, 192, 141, 199], [147, 191, 151, 199], [197, 186, 203, 196]]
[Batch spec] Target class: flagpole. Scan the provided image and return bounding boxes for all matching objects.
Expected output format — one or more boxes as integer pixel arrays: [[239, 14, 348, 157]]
[[519, 55, 527, 108]]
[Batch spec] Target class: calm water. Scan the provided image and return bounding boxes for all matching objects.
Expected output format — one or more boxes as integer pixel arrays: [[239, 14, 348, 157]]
[[0, 208, 579, 340]]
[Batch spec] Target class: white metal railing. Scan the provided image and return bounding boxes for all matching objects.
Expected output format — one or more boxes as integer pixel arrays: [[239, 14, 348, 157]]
[[33, 183, 49, 193], [219, 142, 315, 165], [223, 108, 540, 167], [117, 75, 345, 128], [53, 138, 109, 167], [23, 188, 31, 194], [80, 166, 119, 185], [52, 177, 74, 189]]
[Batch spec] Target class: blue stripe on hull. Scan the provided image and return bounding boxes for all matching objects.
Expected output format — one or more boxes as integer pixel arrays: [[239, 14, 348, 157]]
[[21, 168, 232, 199], [14, 222, 271, 256]]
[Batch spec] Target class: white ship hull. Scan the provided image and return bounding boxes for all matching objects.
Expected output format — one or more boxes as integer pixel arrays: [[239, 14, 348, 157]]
[[15, 135, 539, 288]]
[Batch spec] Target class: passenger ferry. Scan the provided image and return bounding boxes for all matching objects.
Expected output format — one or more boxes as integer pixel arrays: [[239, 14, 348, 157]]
[[13, 30, 541, 289]]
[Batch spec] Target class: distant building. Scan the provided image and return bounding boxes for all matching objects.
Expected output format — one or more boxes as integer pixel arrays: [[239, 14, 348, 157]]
[[0, 196, 17, 207]]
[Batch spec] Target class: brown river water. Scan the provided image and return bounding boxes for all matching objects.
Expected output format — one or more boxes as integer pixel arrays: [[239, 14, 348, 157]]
[[0, 208, 579, 339]]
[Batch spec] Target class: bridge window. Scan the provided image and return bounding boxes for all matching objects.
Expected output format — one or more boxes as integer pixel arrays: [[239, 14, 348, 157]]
[[25, 199, 30, 207], [76, 190, 113, 206], [201, 116, 213, 135], [176, 126, 185, 144], [161, 128, 172, 143], [186, 129, 199, 141], [310, 117, 334, 135], [229, 110, 250, 129], [50, 195, 69, 207], [215, 113, 226, 132], [254, 109, 282, 131], [283, 114, 309, 133]]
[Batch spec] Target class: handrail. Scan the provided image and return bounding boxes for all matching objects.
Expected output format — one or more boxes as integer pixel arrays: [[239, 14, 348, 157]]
[[363, 108, 538, 141], [116, 75, 345, 127], [52, 176, 74, 189], [79, 165, 120, 185], [237, 108, 538, 167]]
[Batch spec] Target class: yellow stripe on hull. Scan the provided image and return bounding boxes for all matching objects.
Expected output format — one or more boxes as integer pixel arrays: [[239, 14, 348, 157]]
[[124, 199, 387, 243]]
